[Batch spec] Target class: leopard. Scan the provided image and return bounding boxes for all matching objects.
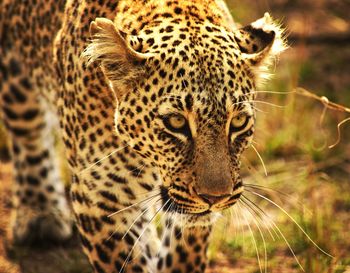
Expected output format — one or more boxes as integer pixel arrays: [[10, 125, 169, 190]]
[[0, 0, 286, 272]]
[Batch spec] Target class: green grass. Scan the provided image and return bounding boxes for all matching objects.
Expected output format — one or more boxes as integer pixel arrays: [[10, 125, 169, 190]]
[[207, 21, 350, 270], [209, 157, 349, 272], [207, 3, 350, 267]]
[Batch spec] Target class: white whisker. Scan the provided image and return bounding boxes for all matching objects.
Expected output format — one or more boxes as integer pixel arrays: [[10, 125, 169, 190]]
[[251, 90, 296, 95], [240, 199, 267, 273], [241, 195, 278, 241], [108, 192, 160, 218], [252, 105, 268, 113], [251, 144, 268, 177], [156, 202, 175, 257], [233, 205, 245, 249], [127, 163, 146, 175], [247, 190, 333, 258], [238, 202, 263, 273], [119, 199, 171, 273], [79, 144, 129, 173], [228, 99, 288, 110], [250, 100, 288, 108], [244, 184, 312, 215], [106, 195, 161, 241], [121, 198, 162, 240]]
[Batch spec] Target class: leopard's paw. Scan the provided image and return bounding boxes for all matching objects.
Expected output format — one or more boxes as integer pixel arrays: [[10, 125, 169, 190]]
[[12, 207, 73, 245]]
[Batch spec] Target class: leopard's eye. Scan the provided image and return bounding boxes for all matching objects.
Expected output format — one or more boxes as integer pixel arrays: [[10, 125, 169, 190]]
[[162, 114, 191, 137], [168, 115, 186, 130], [230, 114, 249, 132]]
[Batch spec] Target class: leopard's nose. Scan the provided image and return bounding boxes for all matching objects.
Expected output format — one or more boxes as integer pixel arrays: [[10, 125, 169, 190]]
[[199, 194, 231, 205]]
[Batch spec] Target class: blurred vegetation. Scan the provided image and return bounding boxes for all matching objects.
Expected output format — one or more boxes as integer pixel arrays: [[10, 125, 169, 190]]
[[0, 0, 349, 272], [208, 0, 350, 272]]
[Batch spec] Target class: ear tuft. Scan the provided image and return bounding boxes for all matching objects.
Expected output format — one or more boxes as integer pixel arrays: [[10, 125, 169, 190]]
[[82, 18, 151, 99], [235, 13, 287, 86], [250, 13, 286, 56]]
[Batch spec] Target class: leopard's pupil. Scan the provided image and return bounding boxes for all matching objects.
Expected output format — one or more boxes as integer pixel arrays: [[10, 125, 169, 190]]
[[232, 116, 245, 127], [169, 116, 185, 129]]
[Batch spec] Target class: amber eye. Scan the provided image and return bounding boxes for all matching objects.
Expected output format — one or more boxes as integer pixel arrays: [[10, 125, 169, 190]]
[[230, 114, 249, 132], [162, 114, 191, 137], [168, 115, 186, 129]]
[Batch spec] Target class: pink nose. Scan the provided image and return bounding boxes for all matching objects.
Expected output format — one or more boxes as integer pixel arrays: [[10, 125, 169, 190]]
[[199, 194, 231, 205]]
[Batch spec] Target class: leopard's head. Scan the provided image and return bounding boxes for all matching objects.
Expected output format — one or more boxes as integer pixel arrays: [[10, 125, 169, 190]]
[[84, 12, 285, 226]]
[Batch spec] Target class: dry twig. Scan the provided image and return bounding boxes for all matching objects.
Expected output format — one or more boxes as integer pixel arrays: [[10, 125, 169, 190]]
[[294, 87, 350, 148]]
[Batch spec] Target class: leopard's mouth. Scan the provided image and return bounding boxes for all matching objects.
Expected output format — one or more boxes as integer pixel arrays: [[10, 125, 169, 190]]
[[159, 189, 218, 227], [160, 183, 243, 218], [160, 186, 210, 215]]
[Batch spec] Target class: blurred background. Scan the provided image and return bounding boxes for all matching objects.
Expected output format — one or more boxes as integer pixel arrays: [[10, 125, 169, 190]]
[[0, 0, 349, 272], [208, 0, 350, 272]]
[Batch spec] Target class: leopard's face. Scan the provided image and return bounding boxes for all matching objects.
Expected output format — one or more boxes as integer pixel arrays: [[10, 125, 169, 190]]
[[115, 25, 260, 225], [85, 14, 285, 226]]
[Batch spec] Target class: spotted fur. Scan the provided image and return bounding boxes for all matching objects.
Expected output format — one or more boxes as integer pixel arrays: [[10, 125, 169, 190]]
[[0, 0, 285, 272]]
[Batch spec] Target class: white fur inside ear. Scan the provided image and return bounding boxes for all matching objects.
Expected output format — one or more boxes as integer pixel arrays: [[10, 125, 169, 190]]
[[81, 18, 154, 100], [246, 13, 287, 87], [82, 18, 132, 68], [82, 18, 153, 65], [251, 12, 287, 56]]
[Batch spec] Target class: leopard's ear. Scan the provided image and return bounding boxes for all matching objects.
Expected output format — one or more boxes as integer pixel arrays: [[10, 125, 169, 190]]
[[82, 18, 152, 99], [234, 13, 287, 84]]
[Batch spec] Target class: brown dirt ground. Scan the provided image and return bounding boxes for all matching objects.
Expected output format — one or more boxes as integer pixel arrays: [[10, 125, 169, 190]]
[[0, 163, 20, 273], [0, 162, 91, 273]]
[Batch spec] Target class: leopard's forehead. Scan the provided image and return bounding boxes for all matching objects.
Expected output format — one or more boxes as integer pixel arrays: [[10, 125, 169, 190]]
[[115, 1, 254, 96], [115, 0, 236, 33], [129, 21, 255, 119], [111, 1, 283, 136]]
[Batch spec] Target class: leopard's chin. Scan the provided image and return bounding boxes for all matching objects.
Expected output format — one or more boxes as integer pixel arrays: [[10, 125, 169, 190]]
[[166, 211, 221, 227]]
